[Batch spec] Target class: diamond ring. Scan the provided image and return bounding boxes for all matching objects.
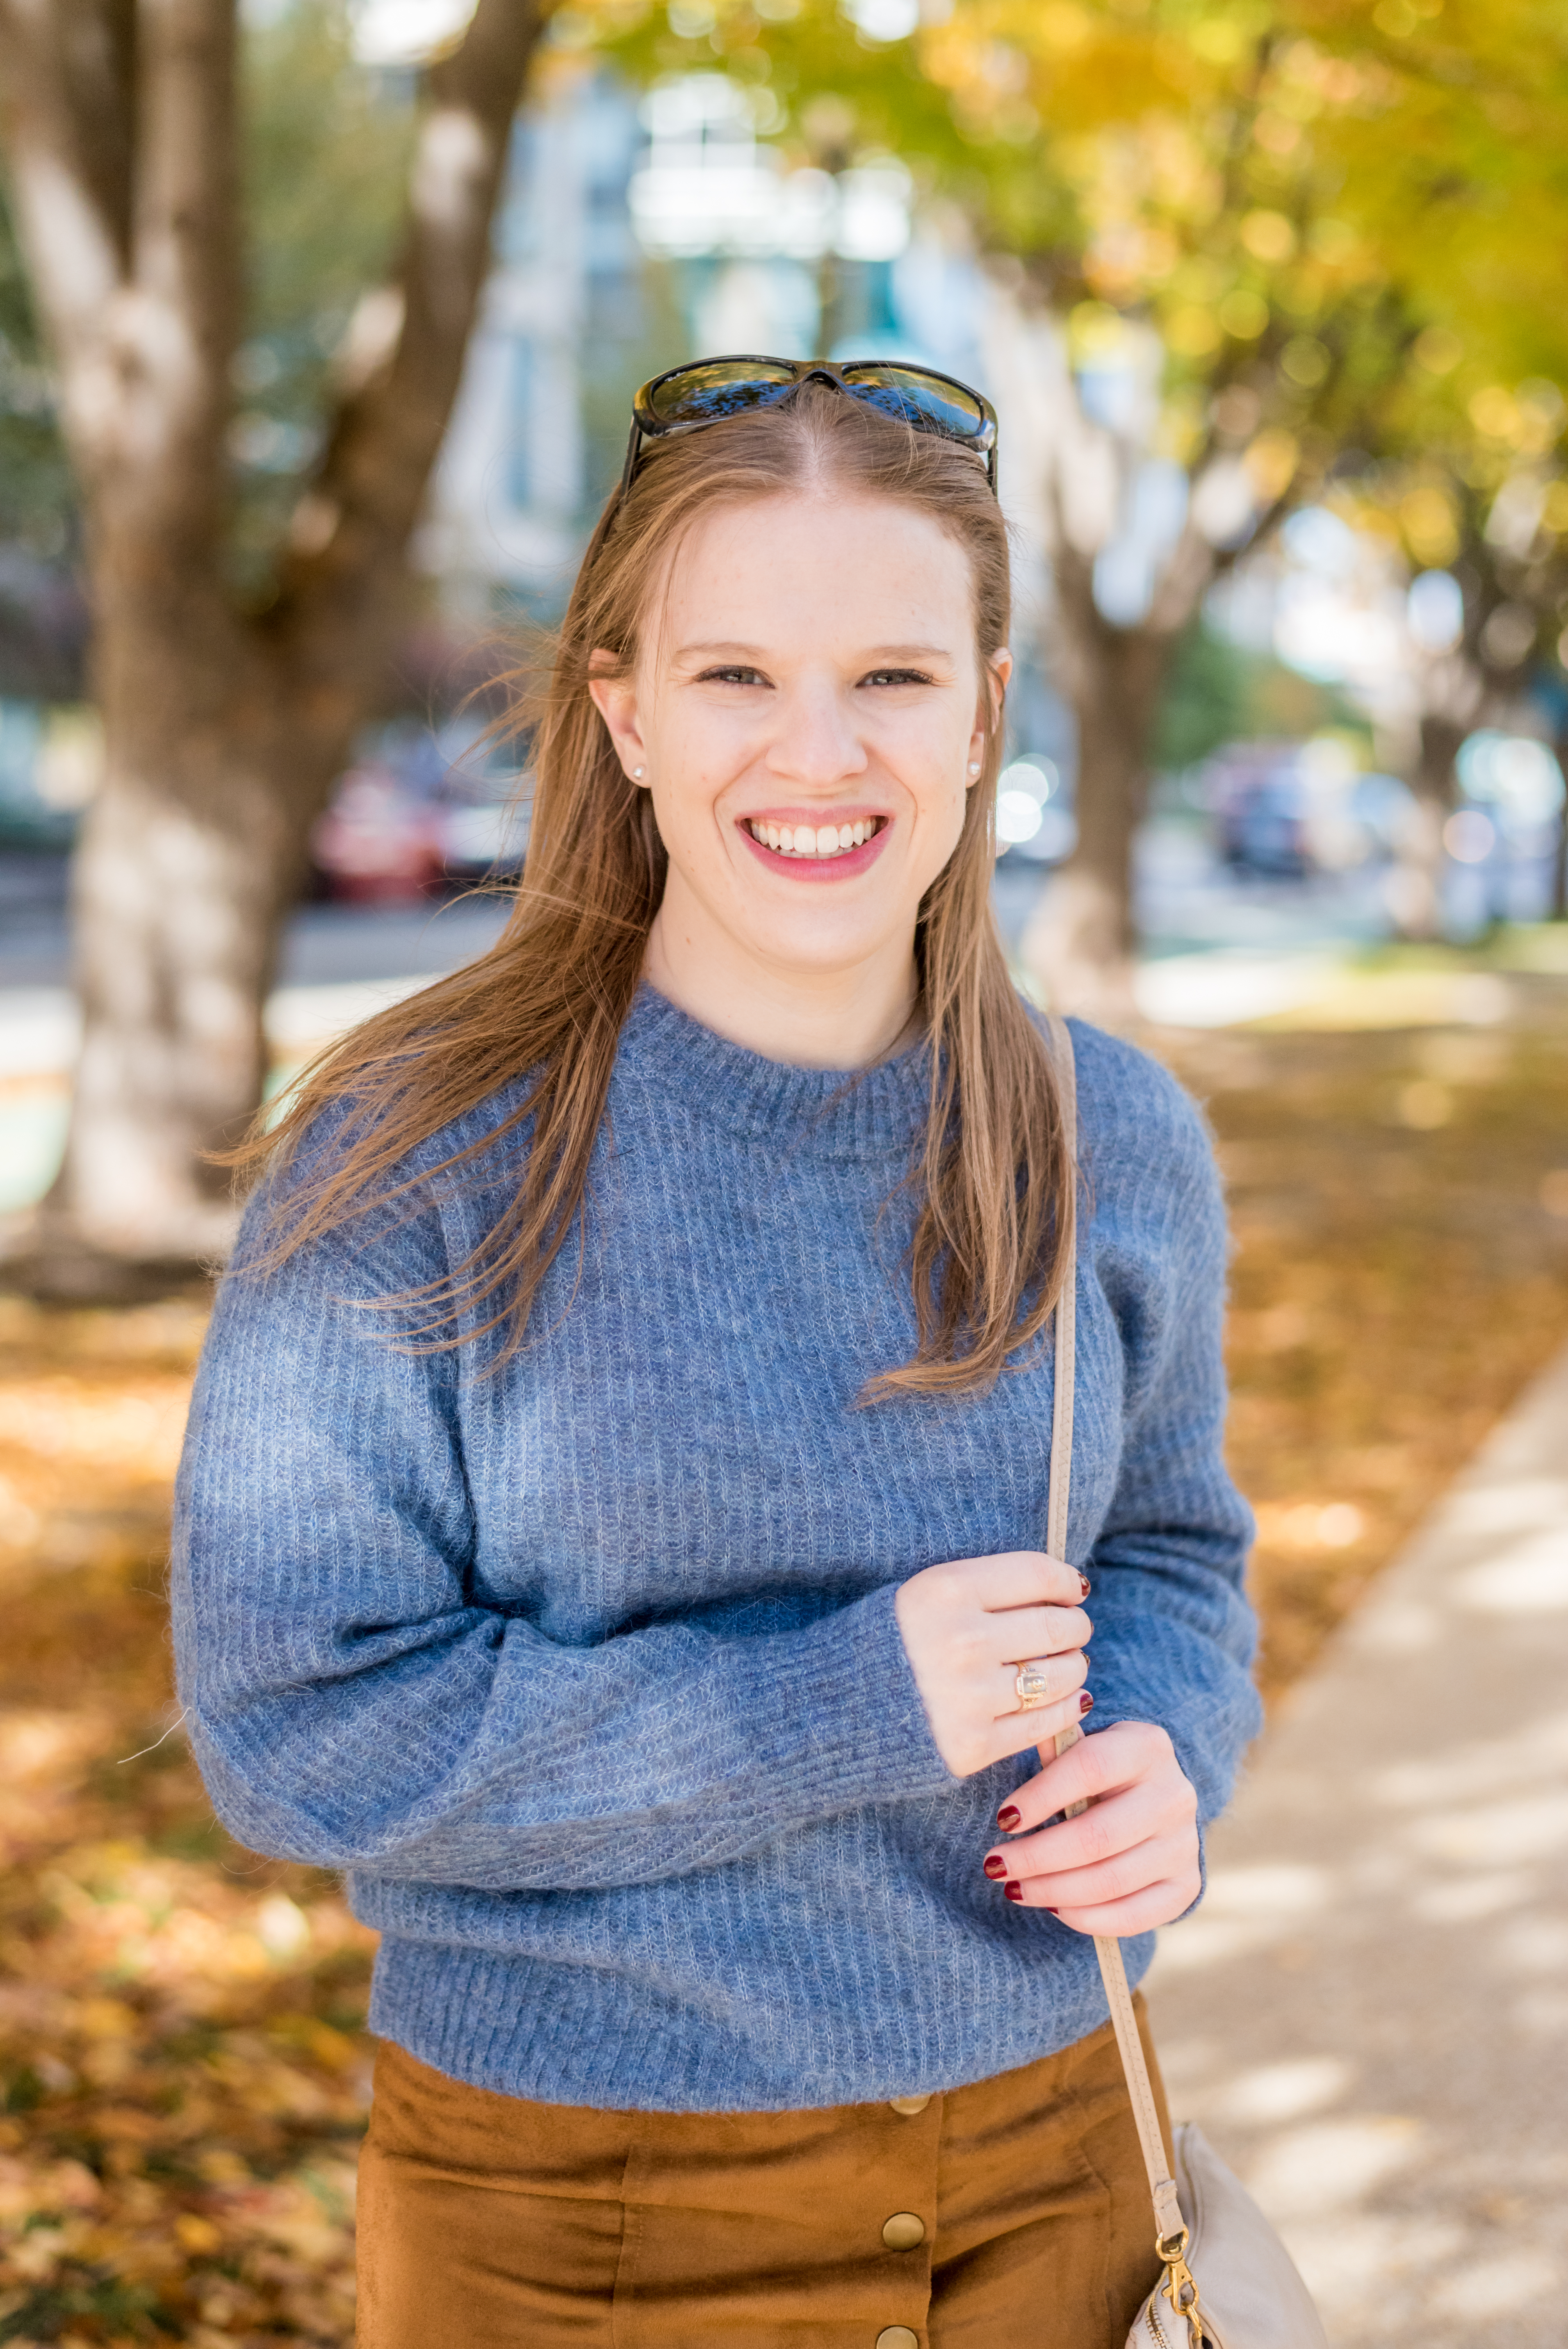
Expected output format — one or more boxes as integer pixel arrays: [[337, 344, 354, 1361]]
[[1014, 1659, 1053, 1710]]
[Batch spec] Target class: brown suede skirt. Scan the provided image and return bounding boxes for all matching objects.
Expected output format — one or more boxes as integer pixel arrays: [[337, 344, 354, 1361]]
[[355, 1995, 1172, 2349]]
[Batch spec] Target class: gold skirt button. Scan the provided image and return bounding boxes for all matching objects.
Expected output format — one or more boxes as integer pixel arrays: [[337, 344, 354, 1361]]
[[881, 2211, 927, 2251], [875, 2331, 921, 2349], [886, 2095, 931, 2117]]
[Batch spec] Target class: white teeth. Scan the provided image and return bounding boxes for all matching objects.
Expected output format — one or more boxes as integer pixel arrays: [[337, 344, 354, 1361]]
[[749, 818, 881, 857]]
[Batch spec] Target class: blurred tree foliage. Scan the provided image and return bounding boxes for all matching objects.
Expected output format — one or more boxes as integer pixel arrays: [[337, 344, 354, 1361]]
[[585, 0, 1568, 995], [1153, 621, 1359, 777], [588, 0, 1568, 462]]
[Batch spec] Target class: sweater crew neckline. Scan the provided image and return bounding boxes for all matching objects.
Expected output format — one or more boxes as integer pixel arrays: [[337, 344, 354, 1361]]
[[619, 983, 932, 1159]]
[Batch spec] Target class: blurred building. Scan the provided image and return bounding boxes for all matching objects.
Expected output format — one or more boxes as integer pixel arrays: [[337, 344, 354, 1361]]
[[419, 74, 645, 607], [420, 64, 994, 613]]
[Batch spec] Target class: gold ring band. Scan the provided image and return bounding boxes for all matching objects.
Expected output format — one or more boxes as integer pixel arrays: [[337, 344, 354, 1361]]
[[1014, 1659, 1053, 1710]]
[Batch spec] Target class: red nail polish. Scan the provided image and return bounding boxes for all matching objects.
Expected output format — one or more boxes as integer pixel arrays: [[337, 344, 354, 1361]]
[[1079, 1692, 1094, 1715], [983, 1854, 1008, 1879], [1046, 1907, 1060, 1916], [1078, 1574, 1091, 1599], [996, 1804, 1022, 1831], [1004, 1881, 1024, 1903]]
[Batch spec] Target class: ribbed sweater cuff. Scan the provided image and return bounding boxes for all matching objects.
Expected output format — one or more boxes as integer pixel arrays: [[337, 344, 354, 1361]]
[[730, 1581, 955, 1824]]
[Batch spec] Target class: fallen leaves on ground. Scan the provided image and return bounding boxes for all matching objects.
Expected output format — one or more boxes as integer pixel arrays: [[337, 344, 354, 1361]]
[[2, 991, 1566, 2340], [1157, 983, 1568, 1693], [0, 1302, 371, 2348]]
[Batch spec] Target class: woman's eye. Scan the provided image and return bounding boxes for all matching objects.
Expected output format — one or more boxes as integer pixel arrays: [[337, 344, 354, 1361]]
[[861, 668, 935, 688], [697, 666, 770, 686]]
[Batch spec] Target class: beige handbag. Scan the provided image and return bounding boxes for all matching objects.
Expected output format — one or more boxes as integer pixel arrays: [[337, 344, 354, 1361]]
[[1043, 1018, 1330, 2349]]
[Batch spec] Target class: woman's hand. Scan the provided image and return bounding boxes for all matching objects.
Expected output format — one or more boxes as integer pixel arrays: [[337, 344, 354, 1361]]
[[982, 1721, 1200, 1934], [894, 1551, 1092, 1777]]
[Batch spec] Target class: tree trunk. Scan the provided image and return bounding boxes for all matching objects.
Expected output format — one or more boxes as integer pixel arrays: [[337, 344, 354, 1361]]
[[1025, 556, 1174, 1027], [55, 603, 338, 1256], [1387, 708, 1467, 942], [0, 0, 551, 1277]]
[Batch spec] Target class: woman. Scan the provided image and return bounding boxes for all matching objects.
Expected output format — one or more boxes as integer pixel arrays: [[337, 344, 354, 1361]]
[[173, 359, 1261, 2347]]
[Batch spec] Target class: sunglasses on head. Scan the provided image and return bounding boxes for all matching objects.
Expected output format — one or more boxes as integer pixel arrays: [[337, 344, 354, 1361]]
[[619, 355, 1000, 498]]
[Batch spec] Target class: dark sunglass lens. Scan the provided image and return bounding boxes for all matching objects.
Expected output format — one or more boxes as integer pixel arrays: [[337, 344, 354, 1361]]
[[647, 359, 798, 424], [840, 364, 985, 439]]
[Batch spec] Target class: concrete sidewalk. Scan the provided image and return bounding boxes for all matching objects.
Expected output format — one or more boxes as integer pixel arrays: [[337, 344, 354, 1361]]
[[1147, 1342, 1568, 2348]]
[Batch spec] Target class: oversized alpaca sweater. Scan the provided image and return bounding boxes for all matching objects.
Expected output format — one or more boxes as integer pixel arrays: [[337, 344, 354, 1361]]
[[172, 986, 1260, 2112]]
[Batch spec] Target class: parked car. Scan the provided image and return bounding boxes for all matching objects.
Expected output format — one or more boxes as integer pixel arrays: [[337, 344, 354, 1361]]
[[1202, 740, 1412, 880], [309, 767, 445, 902], [309, 720, 531, 901], [1206, 744, 1311, 877]]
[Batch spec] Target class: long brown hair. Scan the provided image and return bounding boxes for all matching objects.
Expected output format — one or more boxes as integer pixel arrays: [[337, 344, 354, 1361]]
[[238, 382, 1073, 1399]]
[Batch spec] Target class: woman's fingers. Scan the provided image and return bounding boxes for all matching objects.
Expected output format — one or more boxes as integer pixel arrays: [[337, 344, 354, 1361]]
[[1019, 1873, 1202, 1937], [981, 1719, 1202, 1936], [998, 1827, 1196, 1914], [997, 1718, 1182, 1831], [984, 1682, 1090, 1766], [894, 1551, 1095, 1777], [990, 1643, 1088, 1723], [972, 1551, 1091, 1612], [989, 1601, 1092, 1663], [992, 1774, 1170, 1877], [981, 1719, 1202, 1925]]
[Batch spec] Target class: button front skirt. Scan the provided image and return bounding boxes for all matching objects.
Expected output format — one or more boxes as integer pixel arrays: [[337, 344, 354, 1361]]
[[355, 1998, 1173, 2348]]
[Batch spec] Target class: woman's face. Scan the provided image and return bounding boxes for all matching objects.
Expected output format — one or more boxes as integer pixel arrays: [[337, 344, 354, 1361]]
[[590, 489, 1008, 1024]]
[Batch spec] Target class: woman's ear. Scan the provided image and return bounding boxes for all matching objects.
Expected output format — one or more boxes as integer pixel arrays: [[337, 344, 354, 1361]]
[[587, 651, 650, 784], [968, 647, 1012, 783]]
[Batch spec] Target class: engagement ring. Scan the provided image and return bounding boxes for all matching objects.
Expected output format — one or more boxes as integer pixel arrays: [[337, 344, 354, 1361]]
[[1014, 1659, 1053, 1710]]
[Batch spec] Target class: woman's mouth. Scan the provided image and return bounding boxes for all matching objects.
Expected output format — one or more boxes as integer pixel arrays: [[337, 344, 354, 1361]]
[[744, 816, 886, 861]]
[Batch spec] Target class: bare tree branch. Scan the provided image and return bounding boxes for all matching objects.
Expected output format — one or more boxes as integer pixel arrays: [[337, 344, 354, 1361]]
[[1, 0, 233, 558], [103, 0, 238, 548], [0, 0, 135, 369], [273, 0, 553, 690]]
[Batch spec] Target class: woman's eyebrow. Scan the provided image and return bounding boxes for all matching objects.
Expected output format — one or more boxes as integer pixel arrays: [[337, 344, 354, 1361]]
[[857, 644, 954, 663], [672, 641, 956, 664]]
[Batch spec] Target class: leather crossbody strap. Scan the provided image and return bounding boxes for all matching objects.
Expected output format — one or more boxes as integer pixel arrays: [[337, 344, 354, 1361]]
[[1042, 1016, 1185, 2254]]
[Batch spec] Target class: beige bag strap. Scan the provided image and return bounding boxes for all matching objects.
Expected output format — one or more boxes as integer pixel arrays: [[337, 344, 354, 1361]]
[[1042, 1016, 1186, 2255]]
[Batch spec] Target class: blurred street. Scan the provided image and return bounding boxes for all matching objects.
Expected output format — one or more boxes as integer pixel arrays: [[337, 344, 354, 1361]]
[[2, 859, 512, 1217], [5, 831, 1566, 1219]]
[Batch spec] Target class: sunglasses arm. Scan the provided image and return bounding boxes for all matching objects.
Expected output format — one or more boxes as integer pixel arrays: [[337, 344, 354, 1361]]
[[618, 420, 645, 501]]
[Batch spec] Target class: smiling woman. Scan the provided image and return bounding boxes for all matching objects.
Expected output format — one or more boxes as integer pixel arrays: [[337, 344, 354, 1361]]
[[173, 368, 1260, 2347], [588, 489, 1005, 1071]]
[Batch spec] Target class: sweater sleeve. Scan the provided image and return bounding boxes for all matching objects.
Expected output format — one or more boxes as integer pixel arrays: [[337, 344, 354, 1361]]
[[1076, 1045, 1263, 1829], [171, 1189, 954, 1896]]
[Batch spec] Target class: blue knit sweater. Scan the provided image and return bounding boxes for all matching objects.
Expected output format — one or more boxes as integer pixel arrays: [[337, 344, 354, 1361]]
[[172, 986, 1259, 2113]]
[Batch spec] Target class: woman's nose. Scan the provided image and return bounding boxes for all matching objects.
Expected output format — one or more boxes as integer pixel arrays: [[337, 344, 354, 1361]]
[[763, 683, 868, 784]]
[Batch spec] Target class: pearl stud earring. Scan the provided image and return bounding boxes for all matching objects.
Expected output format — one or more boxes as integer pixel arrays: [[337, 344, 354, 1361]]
[[967, 761, 982, 777], [632, 766, 645, 780]]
